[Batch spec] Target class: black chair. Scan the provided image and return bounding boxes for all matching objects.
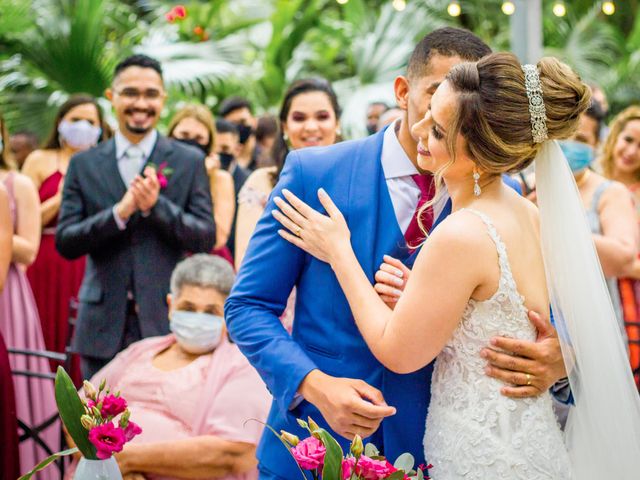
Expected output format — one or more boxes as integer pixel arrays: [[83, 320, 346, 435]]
[[8, 347, 67, 477]]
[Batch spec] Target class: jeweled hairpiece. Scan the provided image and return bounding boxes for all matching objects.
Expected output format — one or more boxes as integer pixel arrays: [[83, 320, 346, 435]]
[[522, 64, 548, 144]]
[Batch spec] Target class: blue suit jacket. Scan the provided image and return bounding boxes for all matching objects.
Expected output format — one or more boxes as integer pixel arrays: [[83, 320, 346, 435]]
[[225, 129, 523, 478]]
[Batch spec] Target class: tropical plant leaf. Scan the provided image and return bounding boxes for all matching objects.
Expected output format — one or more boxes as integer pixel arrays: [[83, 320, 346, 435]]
[[55, 367, 97, 459], [17, 448, 78, 480], [393, 452, 415, 472], [387, 471, 407, 480]]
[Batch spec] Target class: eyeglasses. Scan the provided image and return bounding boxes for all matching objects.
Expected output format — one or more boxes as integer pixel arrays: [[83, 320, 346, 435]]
[[115, 88, 165, 101]]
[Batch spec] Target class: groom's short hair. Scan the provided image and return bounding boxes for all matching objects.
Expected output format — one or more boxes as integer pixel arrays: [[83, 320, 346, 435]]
[[408, 27, 491, 80]]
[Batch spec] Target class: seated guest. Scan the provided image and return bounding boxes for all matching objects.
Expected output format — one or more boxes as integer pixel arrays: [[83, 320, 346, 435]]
[[67, 254, 271, 480]]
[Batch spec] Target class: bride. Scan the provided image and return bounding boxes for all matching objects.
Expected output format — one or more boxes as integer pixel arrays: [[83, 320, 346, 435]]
[[271, 52, 640, 479]]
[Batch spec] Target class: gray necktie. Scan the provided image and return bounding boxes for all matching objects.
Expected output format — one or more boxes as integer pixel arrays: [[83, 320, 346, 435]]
[[119, 145, 145, 186]]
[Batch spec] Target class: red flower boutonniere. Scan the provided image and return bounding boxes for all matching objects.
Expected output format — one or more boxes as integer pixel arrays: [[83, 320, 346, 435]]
[[145, 161, 174, 189]]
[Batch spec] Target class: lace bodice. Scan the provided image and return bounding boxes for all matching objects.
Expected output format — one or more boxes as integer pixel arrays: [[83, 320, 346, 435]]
[[424, 209, 572, 480]]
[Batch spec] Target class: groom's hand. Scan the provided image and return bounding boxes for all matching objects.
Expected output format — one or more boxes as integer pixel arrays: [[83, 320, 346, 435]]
[[481, 310, 567, 398], [299, 370, 396, 440]]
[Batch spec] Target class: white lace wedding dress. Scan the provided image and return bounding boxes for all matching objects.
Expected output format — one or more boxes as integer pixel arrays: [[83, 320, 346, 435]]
[[424, 209, 572, 479]]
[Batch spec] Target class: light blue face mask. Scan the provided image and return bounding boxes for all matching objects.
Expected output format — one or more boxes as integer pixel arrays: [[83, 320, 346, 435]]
[[0, 137, 3, 155], [169, 310, 224, 354], [559, 140, 595, 173]]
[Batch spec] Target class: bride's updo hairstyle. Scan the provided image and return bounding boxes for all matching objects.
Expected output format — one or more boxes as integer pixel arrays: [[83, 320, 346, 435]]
[[444, 52, 591, 175]]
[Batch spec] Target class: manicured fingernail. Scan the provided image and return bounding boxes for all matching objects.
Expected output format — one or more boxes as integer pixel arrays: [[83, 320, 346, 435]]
[[393, 278, 403, 287], [394, 269, 403, 278], [393, 289, 403, 296], [282, 189, 290, 195], [480, 350, 488, 358], [318, 188, 326, 196], [490, 338, 498, 346], [484, 367, 491, 374]]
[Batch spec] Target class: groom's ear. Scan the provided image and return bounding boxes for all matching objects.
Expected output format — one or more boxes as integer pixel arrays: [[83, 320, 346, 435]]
[[394, 76, 410, 111]]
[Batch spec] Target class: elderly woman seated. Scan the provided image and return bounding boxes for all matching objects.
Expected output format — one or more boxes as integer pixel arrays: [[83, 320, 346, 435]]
[[68, 254, 271, 480]]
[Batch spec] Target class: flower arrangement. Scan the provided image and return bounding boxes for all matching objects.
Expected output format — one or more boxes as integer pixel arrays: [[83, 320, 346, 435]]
[[19, 367, 141, 479], [277, 418, 431, 480]]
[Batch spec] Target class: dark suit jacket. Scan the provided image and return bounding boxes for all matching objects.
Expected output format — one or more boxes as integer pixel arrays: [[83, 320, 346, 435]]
[[56, 134, 215, 358]]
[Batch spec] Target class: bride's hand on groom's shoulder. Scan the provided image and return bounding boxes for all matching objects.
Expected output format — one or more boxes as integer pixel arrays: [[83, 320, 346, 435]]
[[481, 310, 567, 398], [374, 255, 411, 309], [272, 188, 351, 264]]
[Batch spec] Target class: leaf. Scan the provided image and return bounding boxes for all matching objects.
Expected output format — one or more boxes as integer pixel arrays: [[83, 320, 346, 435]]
[[393, 452, 415, 472], [17, 447, 78, 480], [55, 367, 97, 459], [364, 442, 379, 457], [386, 472, 407, 480], [316, 428, 343, 480]]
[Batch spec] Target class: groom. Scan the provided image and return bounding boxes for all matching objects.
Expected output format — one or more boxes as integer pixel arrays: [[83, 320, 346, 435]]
[[226, 27, 567, 479]]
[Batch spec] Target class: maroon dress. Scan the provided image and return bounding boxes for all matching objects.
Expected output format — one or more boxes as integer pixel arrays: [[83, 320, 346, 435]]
[[27, 171, 84, 380], [0, 332, 20, 480]]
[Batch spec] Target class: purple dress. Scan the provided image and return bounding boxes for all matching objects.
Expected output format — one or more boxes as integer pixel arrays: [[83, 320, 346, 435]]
[[0, 172, 59, 478]]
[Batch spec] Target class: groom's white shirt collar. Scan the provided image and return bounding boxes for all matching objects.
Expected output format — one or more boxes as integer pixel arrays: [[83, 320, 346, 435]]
[[115, 129, 158, 161], [381, 120, 419, 179]]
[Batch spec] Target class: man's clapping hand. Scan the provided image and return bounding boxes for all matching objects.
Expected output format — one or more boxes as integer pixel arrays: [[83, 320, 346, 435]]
[[131, 166, 160, 213]]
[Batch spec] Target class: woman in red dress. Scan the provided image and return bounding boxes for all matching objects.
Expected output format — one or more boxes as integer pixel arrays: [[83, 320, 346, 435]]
[[22, 95, 110, 377]]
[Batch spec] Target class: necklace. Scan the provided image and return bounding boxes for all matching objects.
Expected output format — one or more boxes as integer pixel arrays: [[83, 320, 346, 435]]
[[575, 169, 591, 188]]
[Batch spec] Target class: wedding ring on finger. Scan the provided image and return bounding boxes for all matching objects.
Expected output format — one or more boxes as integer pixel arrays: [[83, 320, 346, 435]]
[[525, 373, 532, 386], [294, 226, 302, 237]]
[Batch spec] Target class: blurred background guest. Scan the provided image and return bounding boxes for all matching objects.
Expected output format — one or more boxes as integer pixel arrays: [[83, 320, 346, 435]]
[[9, 130, 38, 169], [0, 111, 58, 478], [377, 107, 404, 131], [219, 96, 257, 171], [67, 254, 270, 480], [366, 101, 388, 135], [215, 119, 250, 259], [600, 105, 640, 388], [168, 104, 235, 264], [254, 115, 278, 169], [0, 184, 10, 289], [235, 77, 341, 269], [22, 95, 109, 377]]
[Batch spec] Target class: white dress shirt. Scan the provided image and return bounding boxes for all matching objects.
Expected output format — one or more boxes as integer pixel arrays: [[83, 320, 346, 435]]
[[112, 130, 158, 229], [381, 120, 448, 233]]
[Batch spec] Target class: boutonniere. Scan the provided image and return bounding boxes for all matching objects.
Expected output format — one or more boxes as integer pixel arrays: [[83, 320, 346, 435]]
[[145, 161, 174, 189]]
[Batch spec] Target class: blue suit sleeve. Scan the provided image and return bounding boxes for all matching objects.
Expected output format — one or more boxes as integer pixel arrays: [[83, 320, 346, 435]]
[[225, 152, 318, 414]]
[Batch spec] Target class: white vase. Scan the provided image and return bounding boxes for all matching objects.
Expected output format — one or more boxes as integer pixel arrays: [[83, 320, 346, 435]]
[[74, 457, 123, 480]]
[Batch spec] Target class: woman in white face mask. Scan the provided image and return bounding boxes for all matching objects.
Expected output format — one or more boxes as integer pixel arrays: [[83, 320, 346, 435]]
[[66, 254, 271, 480], [21, 94, 109, 382]]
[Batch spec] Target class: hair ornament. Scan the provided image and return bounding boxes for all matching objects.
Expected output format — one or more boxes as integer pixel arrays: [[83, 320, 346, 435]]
[[522, 64, 548, 144]]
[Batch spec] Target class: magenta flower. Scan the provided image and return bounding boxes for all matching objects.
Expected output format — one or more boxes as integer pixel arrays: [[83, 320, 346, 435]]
[[100, 394, 127, 417], [123, 421, 142, 441], [341, 456, 356, 479], [173, 5, 187, 18], [88, 422, 126, 459], [158, 174, 168, 189], [290, 436, 326, 470]]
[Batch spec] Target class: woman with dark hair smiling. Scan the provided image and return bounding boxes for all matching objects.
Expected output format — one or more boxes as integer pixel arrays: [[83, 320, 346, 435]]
[[22, 94, 110, 369], [234, 78, 341, 269]]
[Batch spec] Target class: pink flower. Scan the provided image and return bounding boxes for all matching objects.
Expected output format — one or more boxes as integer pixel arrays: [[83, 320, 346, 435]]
[[342, 456, 356, 479], [165, 12, 176, 22], [88, 422, 126, 459], [101, 394, 127, 417], [290, 436, 326, 470], [173, 5, 187, 18], [355, 456, 399, 480], [123, 421, 142, 441], [158, 173, 168, 189]]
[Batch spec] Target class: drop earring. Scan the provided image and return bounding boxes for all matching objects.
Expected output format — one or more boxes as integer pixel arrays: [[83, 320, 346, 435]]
[[473, 168, 481, 197], [283, 132, 289, 142]]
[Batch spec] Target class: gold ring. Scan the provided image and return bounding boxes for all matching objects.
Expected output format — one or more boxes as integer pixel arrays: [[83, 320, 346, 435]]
[[525, 373, 532, 386], [294, 227, 302, 237]]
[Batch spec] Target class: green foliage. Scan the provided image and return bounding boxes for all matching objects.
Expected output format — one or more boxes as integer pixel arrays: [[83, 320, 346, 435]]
[[315, 427, 343, 480], [17, 448, 79, 480], [55, 366, 97, 459]]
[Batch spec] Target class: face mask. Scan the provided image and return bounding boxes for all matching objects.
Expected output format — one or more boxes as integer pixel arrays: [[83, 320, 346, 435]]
[[176, 137, 209, 155], [236, 124, 253, 145], [559, 140, 595, 173], [218, 152, 234, 170], [58, 120, 102, 151], [366, 124, 377, 135], [169, 310, 224, 354], [0, 137, 3, 155]]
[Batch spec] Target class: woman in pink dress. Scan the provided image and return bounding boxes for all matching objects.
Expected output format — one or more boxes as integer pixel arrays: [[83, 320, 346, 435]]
[[0, 113, 59, 478], [22, 95, 109, 379]]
